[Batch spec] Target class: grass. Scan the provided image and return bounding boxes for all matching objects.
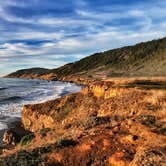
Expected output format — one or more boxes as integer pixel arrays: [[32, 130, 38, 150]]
[[121, 80, 166, 90], [20, 134, 35, 147], [0, 146, 53, 166], [51, 95, 77, 121], [82, 116, 110, 129]]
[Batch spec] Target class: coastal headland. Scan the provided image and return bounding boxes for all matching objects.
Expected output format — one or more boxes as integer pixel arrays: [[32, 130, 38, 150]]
[[0, 37, 166, 165]]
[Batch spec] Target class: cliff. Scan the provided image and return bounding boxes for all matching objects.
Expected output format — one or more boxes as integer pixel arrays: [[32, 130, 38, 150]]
[[1, 79, 166, 165]]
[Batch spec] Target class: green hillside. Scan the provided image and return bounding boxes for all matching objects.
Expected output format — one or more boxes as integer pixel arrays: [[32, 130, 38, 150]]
[[7, 37, 166, 79], [51, 37, 166, 77]]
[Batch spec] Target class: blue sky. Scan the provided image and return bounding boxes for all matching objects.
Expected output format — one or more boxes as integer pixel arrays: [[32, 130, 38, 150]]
[[0, 0, 166, 76]]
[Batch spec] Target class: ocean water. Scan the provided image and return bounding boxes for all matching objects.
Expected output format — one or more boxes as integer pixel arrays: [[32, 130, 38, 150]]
[[0, 78, 81, 130]]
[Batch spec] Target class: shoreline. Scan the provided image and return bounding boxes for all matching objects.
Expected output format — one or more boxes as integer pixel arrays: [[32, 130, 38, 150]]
[[0, 78, 82, 146]]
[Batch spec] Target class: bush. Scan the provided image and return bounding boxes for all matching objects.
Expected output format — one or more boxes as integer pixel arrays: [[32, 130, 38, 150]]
[[57, 138, 77, 147], [138, 115, 156, 127], [0, 146, 53, 166], [155, 127, 166, 135], [20, 134, 35, 147], [83, 116, 110, 129], [39, 128, 51, 136]]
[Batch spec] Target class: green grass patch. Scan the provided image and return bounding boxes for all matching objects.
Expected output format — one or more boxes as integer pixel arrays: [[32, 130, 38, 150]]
[[20, 134, 35, 147]]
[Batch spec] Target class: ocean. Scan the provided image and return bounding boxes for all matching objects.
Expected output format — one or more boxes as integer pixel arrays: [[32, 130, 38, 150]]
[[0, 78, 81, 131]]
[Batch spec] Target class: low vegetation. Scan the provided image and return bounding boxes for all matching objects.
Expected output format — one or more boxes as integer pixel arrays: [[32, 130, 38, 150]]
[[0, 146, 52, 166], [20, 134, 35, 147]]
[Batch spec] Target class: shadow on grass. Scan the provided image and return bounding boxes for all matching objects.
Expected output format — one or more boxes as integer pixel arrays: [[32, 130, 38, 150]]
[[121, 80, 166, 90]]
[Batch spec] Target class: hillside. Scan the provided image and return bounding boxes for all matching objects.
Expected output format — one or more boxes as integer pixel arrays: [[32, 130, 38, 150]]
[[7, 68, 50, 79], [7, 37, 166, 80]]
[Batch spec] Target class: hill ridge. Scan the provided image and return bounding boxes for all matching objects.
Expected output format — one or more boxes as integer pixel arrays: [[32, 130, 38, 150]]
[[7, 37, 166, 80]]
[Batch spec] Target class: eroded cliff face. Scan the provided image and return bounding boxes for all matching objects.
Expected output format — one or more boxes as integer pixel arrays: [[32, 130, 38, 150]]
[[82, 83, 126, 99], [1, 80, 166, 166], [22, 84, 131, 132], [22, 105, 55, 132]]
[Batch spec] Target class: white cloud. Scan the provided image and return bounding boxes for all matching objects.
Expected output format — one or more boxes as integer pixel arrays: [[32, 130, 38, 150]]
[[76, 9, 144, 20], [1, 30, 63, 42], [0, 0, 166, 76]]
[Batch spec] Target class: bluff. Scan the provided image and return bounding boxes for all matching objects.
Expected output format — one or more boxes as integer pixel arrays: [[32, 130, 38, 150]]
[[0, 79, 166, 165]]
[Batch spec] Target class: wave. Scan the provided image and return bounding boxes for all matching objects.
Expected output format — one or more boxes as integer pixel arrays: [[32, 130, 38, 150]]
[[0, 78, 81, 131], [0, 96, 22, 103], [0, 88, 7, 91], [0, 122, 8, 130]]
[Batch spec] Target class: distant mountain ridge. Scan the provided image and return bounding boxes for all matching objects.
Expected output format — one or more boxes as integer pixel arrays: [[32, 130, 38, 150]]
[[7, 37, 166, 80]]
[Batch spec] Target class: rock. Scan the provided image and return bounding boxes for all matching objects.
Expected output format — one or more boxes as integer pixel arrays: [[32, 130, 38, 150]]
[[108, 152, 129, 166], [22, 104, 56, 132], [82, 83, 127, 99], [130, 146, 166, 166], [3, 130, 17, 145], [2, 120, 31, 145]]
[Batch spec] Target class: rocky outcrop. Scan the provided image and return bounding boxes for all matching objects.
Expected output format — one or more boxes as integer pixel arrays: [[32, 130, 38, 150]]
[[130, 146, 166, 166], [22, 104, 56, 132], [2, 36, 166, 165], [2, 121, 31, 145], [3, 130, 17, 145], [81, 82, 126, 99], [22, 84, 132, 132]]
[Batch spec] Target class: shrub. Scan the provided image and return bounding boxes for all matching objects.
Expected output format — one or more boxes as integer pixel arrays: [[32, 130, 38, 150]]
[[83, 116, 110, 129], [154, 127, 166, 135], [0, 146, 54, 166], [20, 134, 35, 147], [138, 115, 156, 127], [39, 128, 51, 136], [57, 138, 77, 147]]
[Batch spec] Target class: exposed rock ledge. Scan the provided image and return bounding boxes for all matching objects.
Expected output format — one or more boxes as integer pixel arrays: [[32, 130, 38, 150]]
[[22, 83, 134, 132]]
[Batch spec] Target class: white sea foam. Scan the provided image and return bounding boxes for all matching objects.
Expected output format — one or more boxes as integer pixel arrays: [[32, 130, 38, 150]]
[[0, 78, 81, 130], [0, 122, 8, 130]]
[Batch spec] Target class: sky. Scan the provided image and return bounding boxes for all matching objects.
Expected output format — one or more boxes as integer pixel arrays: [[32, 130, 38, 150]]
[[0, 0, 166, 76]]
